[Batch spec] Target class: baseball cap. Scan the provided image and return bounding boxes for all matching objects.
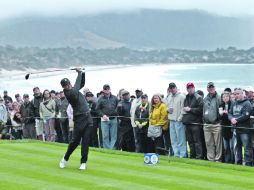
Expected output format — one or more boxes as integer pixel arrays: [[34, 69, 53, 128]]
[[246, 86, 254, 92], [3, 90, 7, 93], [168, 82, 176, 89], [207, 82, 215, 88], [23, 94, 29, 98], [60, 78, 71, 87], [141, 94, 148, 99], [186, 82, 195, 88], [121, 90, 129, 96], [103, 84, 110, 90]]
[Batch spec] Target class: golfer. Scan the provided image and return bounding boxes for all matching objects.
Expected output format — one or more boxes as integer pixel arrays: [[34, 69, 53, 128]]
[[59, 68, 93, 170]]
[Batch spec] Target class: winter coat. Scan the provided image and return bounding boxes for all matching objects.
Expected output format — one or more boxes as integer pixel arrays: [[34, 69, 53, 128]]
[[149, 102, 168, 130], [182, 93, 203, 124], [31, 93, 43, 118], [134, 102, 149, 133], [96, 94, 119, 118], [20, 101, 35, 124]]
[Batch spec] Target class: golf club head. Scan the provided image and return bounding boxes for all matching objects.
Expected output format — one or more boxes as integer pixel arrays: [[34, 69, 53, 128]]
[[25, 74, 30, 80]]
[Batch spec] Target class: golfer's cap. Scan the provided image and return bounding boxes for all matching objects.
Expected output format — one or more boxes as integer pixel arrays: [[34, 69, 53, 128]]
[[60, 78, 71, 87], [3, 90, 7, 93]]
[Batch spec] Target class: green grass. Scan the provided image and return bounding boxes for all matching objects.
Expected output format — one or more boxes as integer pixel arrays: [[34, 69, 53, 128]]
[[1, 140, 254, 190]]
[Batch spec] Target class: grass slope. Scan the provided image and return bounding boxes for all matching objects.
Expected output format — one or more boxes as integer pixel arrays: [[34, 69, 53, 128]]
[[0, 140, 254, 190]]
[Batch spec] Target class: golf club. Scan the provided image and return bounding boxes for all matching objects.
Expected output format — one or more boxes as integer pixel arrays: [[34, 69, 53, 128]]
[[25, 68, 85, 80]]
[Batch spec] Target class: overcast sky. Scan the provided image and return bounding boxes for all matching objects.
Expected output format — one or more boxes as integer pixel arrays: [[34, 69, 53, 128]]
[[0, 0, 254, 20]]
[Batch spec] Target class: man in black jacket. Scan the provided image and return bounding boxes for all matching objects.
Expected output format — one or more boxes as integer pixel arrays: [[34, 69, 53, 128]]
[[20, 94, 36, 139], [117, 90, 135, 152], [182, 82, 204, 159], [31, 87, 43, 140], [96, 84, 118, 149], [59, 68, 93, 170]]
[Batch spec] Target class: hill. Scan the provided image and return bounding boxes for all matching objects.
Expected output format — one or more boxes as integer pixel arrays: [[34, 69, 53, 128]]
[[1, 140, 254, 190], [0, 9, 253, 49]]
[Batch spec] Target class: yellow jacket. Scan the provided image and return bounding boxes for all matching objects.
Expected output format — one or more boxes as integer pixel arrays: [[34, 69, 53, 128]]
[[149, 102, 168, 130]]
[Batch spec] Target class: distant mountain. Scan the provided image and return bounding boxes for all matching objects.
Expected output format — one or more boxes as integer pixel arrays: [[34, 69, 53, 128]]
[[0, 9, 253, 49]]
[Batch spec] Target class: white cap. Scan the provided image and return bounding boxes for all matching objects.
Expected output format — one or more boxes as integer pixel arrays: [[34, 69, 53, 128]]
[[246, 86, 254, 92]]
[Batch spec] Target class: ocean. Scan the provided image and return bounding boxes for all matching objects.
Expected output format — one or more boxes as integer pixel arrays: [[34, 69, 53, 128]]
[[1, 63, 254, 99]]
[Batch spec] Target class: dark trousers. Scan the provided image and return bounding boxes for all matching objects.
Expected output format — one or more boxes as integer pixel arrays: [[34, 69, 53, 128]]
[[119, 122, 135, 152], [60, 118, 69, 144], [64, 113, 93, 163], [55, 118, 63, 143], [235, 132, 252, 166], [186, 124, 204, 159], [163, 129, 174, 156], [89, 119, 99, 147]]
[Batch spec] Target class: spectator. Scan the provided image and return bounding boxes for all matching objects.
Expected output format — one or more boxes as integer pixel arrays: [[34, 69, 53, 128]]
[[149, 93, 168, 155], [15, 93, 23, 107], [219, 92, 234, 163], [96, 84, 118, 149], [117, 90, 135, 152], [130, 88, 143, 153], [86, 92, 100, 147], [228, 88, 253, 166], [0, 96, 8, 139], [203, 82, 222, 162], [166, 82, 187, 158], [40, 89, 56, 142], [134, 94, 152, 153], [31, 87, 44, 140], [3, 90, 13, 103], [182, 82, 204, 159], [20, 94, 36, 139], [56, 91, 69, 143]]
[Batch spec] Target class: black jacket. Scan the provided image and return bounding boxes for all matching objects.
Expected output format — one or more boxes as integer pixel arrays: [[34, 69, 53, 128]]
[[220, 102, 232, 139], [31, 93, 43, 118], [182, 93, 203, 124], [96, 94, 118, 118], [134, 103, 149, 133], [20, 101, 35, 124], [64, 72, 90, 120], [117, 99, 132, 134]]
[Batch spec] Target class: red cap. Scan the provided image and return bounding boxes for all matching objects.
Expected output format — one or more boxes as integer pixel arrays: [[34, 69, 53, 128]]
[[186, 82, 195, 88]]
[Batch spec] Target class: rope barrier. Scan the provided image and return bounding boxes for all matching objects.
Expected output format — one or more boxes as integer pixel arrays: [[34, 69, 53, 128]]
[[2, 115, 254, 130]]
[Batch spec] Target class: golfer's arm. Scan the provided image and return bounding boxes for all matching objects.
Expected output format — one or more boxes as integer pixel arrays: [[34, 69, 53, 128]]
[[74, 71, 84, 90]]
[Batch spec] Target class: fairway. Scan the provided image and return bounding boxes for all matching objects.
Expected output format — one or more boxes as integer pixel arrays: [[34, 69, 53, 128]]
[[1, 141, 254, 190]]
